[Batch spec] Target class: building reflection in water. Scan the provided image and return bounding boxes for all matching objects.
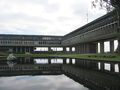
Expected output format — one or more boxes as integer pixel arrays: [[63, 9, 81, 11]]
[[0, 57, 120, 90]]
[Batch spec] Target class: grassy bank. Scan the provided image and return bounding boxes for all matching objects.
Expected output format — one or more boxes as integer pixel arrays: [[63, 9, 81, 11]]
[[0, 52, 120, 61], [12, 53, 120, 61]]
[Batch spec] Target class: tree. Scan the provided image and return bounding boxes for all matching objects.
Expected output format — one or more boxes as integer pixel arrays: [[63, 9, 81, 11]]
[[110, 0, 120, 53], [110, 0, 120, 8], [92, 0, 120, 53], [92, 0, 114, 12]]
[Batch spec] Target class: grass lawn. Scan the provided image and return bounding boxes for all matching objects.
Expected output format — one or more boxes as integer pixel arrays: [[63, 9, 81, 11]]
[[12, 53, 120, 61], [0, 51, 120, 61]]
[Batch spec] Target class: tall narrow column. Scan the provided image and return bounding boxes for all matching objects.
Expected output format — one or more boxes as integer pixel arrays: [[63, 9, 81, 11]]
[[30, 47, 34, 54], [48, 58, 51, 64], [79, 45, 82, 54], [28, 47, 30, 53], [20, 47, 22, 53], [25, 47, 26, 53], [63, 47, 66, 53], [116, 38, 120, 53], [83, 44, 85, 54], [100, 41, 104, 53], [48, 47, 51, 52], [63, 58, 66, 64], [110, 63, 115, 72], [110, 40, 114, 53], [100, 62, 104, 71], [69, 47, 72, 53], [86, 43, 89, 54], [96, 43, 98, 53], [77, 46, 80, 54]]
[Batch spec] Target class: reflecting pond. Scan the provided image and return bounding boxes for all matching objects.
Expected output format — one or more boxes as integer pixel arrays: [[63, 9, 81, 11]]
[[0, 57, 120, 90]]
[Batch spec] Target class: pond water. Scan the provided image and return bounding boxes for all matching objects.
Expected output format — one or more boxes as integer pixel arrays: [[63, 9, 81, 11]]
[[0, 75, 88, 90], [0, 57, 120, 90]]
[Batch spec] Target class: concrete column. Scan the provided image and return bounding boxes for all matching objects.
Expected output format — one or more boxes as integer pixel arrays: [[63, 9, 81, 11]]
[[96, 43, 98, 53], [23, 47, 25, 53], [83, 44, 85, 54], [86, 43, 89, 53], [100, 41, 104, 53], [116, 38, 120, 53], [48, 58, 51, 64], [25, 47, 26, 53], [63, 47, 66, 53], [69, 47, 72, 53], [48, 47, 51, 52], [100, 62, 104, 71], [118, 64, 120, 72], [80, 45, 82, 54], [28, 47, 30, 53], [82, 44, 85, 54], [69, 58, 72, 65], [63, 58, 66, 64], [77, 46, 80, 54], [16, 47, 18, 53], [20, 47, 22, 53], [110, 63, 115, 72], [80, 44, 82, 54], [110, 40, 114, 53], [75, 46, 80, 54], [74, 46, 77, 54]]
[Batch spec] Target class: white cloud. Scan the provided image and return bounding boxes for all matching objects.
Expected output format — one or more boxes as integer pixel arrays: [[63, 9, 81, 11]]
[[0, 0, 106, 35]]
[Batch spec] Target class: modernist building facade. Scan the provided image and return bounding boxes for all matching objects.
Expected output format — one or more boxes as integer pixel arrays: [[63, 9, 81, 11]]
[[0, 9, 120, 54]]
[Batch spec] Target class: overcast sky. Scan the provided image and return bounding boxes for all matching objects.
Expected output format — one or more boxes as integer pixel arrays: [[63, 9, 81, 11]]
[[0, 0, 106, 36]]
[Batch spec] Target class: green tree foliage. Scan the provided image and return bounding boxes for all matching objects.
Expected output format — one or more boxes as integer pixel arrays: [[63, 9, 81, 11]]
[[92, 0, 114, 12], [110, 0, 120, 8]]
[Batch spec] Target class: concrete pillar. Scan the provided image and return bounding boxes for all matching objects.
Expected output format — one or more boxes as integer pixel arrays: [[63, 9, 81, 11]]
[[63, 58, 66, 64], [86, 43, 89, 53], [110, 63, 115, 72], [78, 45, 80, 54], [25, 47, 26, 53], [80, 45, 82, 54], [69, 47, 72, 53], [48, 47, 51, 52], [83, 44, 85, 54], [63, 47, 66, 53], [116, 38, 120, 53], [110, 40, 114, 53], [28, 47, 30, 53], [100, 62, 104, 71], [48, 58, 51, 64], [80, 44, 82, 54], [74, 46, 77, 54], [118, 63, 120, 72], [16, 47, 18, 53], [76, 46, 78, 54], [96, 43, 98, 53], [20, 47, 22, 53], [69, 58, 72, 65], [100, 41, 104, 53]]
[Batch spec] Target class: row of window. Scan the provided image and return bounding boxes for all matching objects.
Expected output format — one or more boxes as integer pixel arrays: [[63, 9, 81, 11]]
[[0, 36, 62, 41], [0, 40, 61, 45], [0, 66, 61, 70]]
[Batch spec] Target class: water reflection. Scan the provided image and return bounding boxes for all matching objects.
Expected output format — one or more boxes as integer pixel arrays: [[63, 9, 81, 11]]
[[0, 57, 120, 90], [7, 60, 16, 68], [0, 75, 88, 90]]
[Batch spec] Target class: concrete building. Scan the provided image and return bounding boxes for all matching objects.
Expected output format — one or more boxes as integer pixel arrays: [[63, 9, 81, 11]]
[[0, 9, 120, 54]]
